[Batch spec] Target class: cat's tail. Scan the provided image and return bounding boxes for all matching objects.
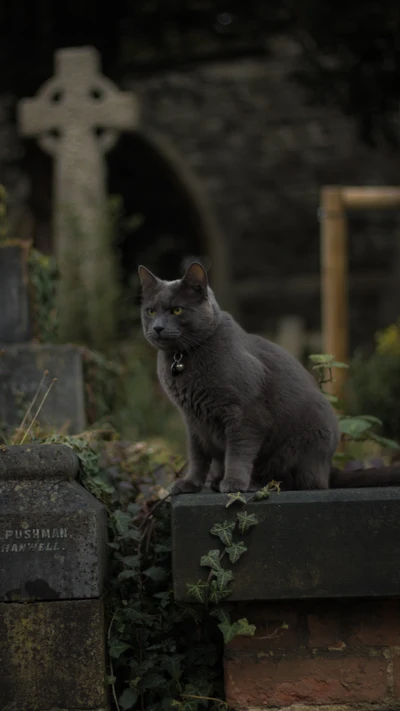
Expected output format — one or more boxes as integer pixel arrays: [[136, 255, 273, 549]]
[[330, 465, 400, 488]]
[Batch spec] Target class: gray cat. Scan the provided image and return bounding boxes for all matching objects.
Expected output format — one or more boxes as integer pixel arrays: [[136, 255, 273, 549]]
[[139, 262, 400, 494]]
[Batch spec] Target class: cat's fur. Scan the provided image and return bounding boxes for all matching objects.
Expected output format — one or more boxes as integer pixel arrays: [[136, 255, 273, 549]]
[[139, 262, 400, 494]]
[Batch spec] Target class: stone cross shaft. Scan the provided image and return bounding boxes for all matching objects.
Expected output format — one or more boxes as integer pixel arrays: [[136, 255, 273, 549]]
[[17, 46, 139, 343]]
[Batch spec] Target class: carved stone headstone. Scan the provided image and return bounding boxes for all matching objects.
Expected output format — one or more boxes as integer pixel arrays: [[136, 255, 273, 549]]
[[0, 243, 32, 342], [18, 46, 139, 343], [0, 242, 86, 434], [0, 444, 108, 709], [0, 344, 86, 433]]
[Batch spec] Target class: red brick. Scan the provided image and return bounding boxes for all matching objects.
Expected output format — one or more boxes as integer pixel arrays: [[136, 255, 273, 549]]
[[308, 600, 400, 648], [308, 613, 343, 648], [392, 655, 400, 697], [224, 656, 388, 708], [348, 600, 400, 647]]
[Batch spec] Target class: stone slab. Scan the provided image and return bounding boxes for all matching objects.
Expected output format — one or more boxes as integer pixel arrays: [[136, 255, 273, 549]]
[[0, 445, 107, 601], [0, 598, 107, 710], [0, 343, 86, 433], [171, 489, 400, 601], [0, 243, 33, 342], [0, 443, 79, 480]]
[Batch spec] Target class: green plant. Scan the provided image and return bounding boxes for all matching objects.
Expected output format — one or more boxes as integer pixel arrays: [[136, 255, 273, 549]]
[[344, 323, 400, 441], [28, 248, 59, 342], [309, 353, 400, 463], [108, 344, 186, 449], [81, 348, 123, 426], [186, 482, 285, 646], [37, 431, 225, 711]]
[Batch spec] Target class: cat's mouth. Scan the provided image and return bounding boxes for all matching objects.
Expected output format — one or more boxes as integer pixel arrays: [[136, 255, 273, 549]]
[[148, 332, 181, 350]]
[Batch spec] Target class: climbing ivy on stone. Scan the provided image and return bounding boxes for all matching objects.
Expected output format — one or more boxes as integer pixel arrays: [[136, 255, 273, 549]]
[[186, 481, 282, 645]]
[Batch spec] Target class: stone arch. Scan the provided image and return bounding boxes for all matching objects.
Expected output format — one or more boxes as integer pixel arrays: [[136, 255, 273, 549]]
[[107, 129, 233, 310], [19, 128, 233, 317]]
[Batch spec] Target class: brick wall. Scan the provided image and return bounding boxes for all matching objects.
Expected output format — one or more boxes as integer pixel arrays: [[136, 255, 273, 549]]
[[225, 599, 400, 710]]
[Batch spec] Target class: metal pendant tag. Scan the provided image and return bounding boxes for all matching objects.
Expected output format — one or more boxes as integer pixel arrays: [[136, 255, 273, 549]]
[[171, 352, 184, 375]]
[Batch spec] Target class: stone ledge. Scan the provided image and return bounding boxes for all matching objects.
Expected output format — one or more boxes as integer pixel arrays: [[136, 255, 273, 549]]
[[0, 444, 79, 479], [171, 489, 400, 601]]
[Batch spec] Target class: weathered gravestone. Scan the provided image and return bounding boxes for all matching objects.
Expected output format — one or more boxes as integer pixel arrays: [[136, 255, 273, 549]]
[[18, 46, 139, 344], [0, 343, 86, 433], [0, 242, 86, 434], [0, 444, 108, 710], [0, 242, 32, 342]]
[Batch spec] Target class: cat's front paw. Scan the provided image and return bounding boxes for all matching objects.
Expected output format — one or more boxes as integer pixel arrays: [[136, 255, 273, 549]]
[[219, 478, 248, 494], [170, 479, 203, 495], [205, 479, 222, 492]]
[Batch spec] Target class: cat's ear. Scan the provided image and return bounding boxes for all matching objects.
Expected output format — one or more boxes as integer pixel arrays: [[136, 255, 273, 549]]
[[138, 265, 159, 290], [181, 262, 208, 293]]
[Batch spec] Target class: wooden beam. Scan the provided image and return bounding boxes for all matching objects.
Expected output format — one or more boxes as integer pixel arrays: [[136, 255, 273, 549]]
[[321, 188, 348, 398], [342, 187, 400, 209]]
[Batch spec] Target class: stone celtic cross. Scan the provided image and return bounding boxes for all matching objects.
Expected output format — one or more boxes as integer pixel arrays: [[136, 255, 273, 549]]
[[18, 46, 139, 344]]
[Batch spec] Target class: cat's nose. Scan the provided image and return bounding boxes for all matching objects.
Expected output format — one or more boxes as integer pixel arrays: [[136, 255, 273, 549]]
[[153, 325, 165, 335]]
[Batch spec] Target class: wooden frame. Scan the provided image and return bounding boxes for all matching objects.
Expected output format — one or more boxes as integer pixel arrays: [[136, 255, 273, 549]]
[[320, 186, 400, 396]]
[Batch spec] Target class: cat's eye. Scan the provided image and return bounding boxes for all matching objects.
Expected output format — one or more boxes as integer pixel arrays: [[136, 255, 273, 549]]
[[172, 306, 183, 316], [147, 308, 156, 317]]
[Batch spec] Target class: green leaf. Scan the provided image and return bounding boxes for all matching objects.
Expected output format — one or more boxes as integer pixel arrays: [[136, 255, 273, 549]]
[[210, 520, 236, 546], [154, 543, 172, 553], [164, 654, 185, 680], [236, 617, 256, 637], [339, 417, 372, 438], [142, 673, 168, 689], [125, 608, 155, 624], [308, 353, 334, 364], [124, 528, 142, 542], [367, 432, 400, 450], [90, 475, 115, 494], [106, 675, 116, 684], [200, 549, 222, 571], [128, 503, 141, 515], [119, 688, 138, 710], [331, 361, 349, 369], [182, 700, 199, 711], [236, 511, 259, 534], [225, 492, 247, 508], [210, 608, 231, 624], [218, 616, 256, 644], [209, 580, 232, 603], [143, 566, 168, 581], [322, 392, 339, 404], [253, 481, 281, 499], [215, 568, 234, 589], [122, 555, 140, 568], [118, 569, 136, 581], [217, 619, 239, 644], [225, 541, 247, 564], [254, 486, 270, 500], [112, 510, 132, 535], [186, 581, 209, 603], [109, 640, 131, 658], [359, 415, 383, 426], [333, 451, 353, 461]]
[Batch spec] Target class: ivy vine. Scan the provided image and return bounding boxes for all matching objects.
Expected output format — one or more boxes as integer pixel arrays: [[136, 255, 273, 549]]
[[186, 482, 283, 645]]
